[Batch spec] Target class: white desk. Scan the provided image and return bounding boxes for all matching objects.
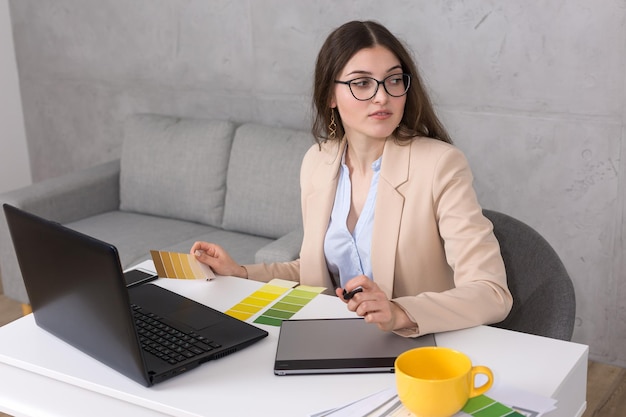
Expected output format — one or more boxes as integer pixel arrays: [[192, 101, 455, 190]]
[[0, 275, 588, 417]]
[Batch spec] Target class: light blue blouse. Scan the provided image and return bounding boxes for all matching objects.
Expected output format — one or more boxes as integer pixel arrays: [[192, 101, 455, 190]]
[[323, 152, 382, 288]]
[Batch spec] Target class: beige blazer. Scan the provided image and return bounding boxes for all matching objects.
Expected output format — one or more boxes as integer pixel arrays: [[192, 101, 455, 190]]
[[246, 136, 512, 336]]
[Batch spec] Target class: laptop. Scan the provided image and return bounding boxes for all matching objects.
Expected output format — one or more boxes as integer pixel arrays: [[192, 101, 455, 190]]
[[3, 204, 268, 386], [274, 318, 436, 375]]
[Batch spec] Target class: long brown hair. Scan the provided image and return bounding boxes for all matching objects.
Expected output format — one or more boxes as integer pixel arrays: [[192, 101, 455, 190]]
[[312, 20, 452, 145]]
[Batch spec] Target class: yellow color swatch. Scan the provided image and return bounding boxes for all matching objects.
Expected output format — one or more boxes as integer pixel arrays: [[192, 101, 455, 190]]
[[225, 279, 298, 321], [150, 250, 216, 280]]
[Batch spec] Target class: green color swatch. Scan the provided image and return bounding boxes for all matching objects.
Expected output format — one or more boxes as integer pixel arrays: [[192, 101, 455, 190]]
[[253, 285, 325, 326], [462, 395, 525, 417]]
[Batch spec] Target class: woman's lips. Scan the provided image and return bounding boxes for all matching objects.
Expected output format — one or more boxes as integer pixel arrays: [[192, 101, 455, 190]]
[[369, 110, 392, 120]]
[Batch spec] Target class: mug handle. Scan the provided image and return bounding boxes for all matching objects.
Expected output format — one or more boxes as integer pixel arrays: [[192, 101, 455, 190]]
[[469, 366, 494, 398]]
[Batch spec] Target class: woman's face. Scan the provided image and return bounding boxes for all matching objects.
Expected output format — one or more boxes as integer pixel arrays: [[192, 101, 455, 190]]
[[332, 45, 406, 142]]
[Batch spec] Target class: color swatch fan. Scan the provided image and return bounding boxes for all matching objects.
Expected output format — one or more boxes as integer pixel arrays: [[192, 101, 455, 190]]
[[150, 250, 215, 280]]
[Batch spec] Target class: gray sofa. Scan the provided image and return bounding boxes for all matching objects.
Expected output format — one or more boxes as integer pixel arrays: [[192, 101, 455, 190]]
[[0, 114, 313, 304]]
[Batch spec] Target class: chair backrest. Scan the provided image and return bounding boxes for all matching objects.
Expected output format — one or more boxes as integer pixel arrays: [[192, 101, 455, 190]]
[[483, 209, 576, 341]]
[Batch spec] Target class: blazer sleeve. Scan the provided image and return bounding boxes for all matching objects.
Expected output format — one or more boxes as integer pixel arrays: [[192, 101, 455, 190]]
[[392, 145, 513, 337], [243, 260, 300, 283]]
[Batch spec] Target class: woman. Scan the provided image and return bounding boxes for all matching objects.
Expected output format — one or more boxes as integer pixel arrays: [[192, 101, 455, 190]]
[[191, 20, 512, 337]]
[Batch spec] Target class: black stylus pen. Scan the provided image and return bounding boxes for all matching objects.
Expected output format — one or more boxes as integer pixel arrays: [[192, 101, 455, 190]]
[[342, 286, 363, 300]]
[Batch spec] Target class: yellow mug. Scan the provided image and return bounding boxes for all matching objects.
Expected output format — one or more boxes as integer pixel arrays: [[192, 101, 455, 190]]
[[395, 347, 493, 417]]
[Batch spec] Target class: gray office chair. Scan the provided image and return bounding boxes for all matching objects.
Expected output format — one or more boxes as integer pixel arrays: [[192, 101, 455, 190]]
[[483, 209, 576, 341]]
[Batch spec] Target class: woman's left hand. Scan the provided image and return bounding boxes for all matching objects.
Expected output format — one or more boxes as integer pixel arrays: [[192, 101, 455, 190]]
[[335, 275, 409, 332]]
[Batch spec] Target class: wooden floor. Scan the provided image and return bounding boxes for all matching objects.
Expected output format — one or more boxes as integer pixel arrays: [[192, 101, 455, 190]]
[[0, 294, 624, 417]]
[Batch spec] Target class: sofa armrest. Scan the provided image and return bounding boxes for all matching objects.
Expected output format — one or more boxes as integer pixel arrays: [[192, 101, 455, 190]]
[[0, 159, 121, 303], [0, 159, 121, 223], [254, 228, 303, 263]]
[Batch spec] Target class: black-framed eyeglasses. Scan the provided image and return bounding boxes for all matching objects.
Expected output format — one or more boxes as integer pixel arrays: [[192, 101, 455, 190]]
[[334, 73, 411, 101]]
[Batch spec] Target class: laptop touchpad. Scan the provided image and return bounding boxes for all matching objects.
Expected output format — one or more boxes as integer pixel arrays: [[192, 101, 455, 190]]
[[168, 305, 223, 330]]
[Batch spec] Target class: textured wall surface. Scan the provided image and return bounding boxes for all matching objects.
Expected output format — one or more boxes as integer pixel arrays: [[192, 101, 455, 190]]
[[8, 0, 626, 366], [0, 0, 30, 193]]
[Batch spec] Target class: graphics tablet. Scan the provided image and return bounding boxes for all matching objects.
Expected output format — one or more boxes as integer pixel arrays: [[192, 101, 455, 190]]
[[274, 318, 436, 375]]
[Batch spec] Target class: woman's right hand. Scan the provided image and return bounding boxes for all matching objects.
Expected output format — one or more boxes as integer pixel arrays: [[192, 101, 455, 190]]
[[190, 241, 248, 278]]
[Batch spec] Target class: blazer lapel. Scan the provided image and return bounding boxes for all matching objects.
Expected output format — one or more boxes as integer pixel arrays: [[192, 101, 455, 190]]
[[372, 139, 410, 298]]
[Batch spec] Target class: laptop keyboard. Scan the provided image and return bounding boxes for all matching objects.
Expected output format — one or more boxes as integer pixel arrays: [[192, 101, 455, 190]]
[[131, 304, 222, 365]]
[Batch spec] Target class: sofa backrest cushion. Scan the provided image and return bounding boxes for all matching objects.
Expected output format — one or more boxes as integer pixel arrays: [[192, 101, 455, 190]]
[[222, 123, 313, 239], [120, 114, 235, 226]]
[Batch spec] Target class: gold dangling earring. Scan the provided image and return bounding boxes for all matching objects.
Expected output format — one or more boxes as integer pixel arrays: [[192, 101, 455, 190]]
[[328, 109, 337, 140]]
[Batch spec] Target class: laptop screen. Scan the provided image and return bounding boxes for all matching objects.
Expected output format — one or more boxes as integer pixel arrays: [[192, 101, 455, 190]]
[[4, 204, 151, 384]]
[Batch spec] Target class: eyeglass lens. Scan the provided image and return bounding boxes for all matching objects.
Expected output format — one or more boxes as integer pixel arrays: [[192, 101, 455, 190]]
[[349, 73, 410, 100]]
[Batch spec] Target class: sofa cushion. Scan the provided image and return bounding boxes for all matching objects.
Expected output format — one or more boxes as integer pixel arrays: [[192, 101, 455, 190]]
[[120, 114, 235, 226], [65, 210, 217, 269], [222, 123, 313, 239]]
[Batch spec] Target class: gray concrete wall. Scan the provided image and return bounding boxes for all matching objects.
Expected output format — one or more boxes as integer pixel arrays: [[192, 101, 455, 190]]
[[9, 0, 626, 366], [0, 0, 30, 193]]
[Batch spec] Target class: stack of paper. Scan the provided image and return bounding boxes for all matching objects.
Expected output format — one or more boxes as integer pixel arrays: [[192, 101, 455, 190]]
[[312, 385, 557, 417]]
